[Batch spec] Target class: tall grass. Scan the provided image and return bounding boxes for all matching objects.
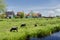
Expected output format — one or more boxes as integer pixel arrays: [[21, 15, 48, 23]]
[[0, 18, 60, 40]]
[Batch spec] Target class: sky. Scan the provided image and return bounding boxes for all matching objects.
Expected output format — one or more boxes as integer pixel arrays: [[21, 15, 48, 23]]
[[5, 0, 60, 16]]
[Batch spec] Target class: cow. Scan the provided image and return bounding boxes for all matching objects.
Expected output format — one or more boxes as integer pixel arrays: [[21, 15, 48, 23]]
[[20, 23, 26, 27], [34, 24, 37, 27], [10, 26, 18, 32]]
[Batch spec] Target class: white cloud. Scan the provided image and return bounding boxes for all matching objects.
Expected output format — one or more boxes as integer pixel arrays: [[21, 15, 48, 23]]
[[55, 9, 60, 12]]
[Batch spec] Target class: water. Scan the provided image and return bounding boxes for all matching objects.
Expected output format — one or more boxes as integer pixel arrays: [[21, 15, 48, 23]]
[[30, 31, 60, 40]]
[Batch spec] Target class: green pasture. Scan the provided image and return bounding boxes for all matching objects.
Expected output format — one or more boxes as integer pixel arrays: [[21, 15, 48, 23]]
[[0, 18, 60, 40]]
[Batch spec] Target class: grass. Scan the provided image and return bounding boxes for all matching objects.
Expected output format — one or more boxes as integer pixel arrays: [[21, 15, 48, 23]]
[[0, 18, 60, 40]]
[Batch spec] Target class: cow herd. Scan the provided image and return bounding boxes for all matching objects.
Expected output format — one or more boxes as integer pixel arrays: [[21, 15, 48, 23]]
[[10, 23, 37, 32]]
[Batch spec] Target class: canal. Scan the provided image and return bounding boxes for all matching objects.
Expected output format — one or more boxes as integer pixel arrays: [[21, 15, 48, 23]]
[[30, 31, 60, 40]]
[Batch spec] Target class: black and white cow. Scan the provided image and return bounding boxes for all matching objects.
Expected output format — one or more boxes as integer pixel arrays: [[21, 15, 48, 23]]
[[10, 26, 18, 32], [20, 23, 26, 27]]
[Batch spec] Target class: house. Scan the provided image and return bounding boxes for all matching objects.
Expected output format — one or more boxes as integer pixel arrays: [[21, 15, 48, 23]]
[[17, 12, 22, 16], [5, 11, 15, 19], [17, 11, 24, 18], [32, 13, 42, 18], [37, 13, 42, 18], [25, 13, 42, 18], [25, 14, 30, 18]]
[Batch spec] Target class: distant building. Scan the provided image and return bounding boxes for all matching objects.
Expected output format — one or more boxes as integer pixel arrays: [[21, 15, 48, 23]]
[[25, 14, 30, 18], [16, 11, 25, 18], [37, 13, 42, 18], [17, 12, 21, 16], [28, 11, 34, 18], [32, 13, 42, 18], [5, 11, 15, 19]]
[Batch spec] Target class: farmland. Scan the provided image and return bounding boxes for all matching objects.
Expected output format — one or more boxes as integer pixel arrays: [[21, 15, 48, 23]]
[[0, 18, 60, 40]]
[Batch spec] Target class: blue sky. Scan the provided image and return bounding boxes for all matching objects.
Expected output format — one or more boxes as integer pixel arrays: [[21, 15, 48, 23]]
[[5, 0, 60, 16]]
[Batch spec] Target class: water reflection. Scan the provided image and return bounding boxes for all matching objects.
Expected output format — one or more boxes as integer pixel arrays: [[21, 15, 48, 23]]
[[30, 32, 60, 40]]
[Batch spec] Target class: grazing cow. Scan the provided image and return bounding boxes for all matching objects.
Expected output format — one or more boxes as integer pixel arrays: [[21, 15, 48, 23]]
[[10, 26, 18, 32], [34, 24, 37, 27], [20, 23, 26, 27]]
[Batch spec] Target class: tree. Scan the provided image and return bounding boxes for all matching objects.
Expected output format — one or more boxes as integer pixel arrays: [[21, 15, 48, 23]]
[[0, 0, 6, 13], [20, 12, 24, 18], [0, 13, 6, 18], [56, 15, 60, 18]]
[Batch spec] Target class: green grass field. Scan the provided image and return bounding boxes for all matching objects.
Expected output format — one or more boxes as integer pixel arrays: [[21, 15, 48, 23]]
[[0, 18, 60, 40]]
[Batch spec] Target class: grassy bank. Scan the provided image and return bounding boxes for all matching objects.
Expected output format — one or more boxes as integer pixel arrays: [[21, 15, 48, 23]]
[[0, 18, 60, 40]]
